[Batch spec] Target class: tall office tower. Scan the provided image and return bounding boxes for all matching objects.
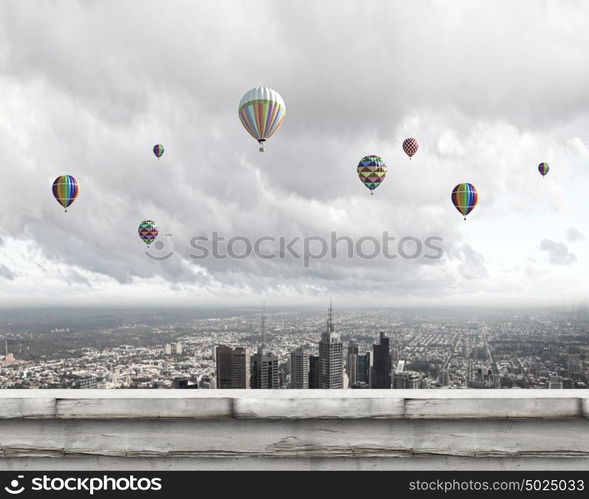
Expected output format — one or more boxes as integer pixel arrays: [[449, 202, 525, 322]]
[[319, 301, 344, 389], [231, 347, 250, 388], [309, 355, 320, 388], [216, 345, 233, 388], [357, 352, 371, 384], [250, 307, 280, 389], [290, 347, 309, 388], [215, 345, 250, 389], [347, 340, 359, 385], [393, 359, 408, 389], [371, 331, 392, 388], [251, 347, 280, 388], [367, 351, 373, 386]]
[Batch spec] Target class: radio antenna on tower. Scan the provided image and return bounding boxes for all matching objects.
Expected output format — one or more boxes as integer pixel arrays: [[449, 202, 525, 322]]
[[261, 301, 267, 352]]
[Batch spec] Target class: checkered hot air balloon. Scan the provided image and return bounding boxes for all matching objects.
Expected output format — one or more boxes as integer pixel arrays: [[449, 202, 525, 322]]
[[238, 87, 286, 152], [138, 220, 159, 246], [357, 155, 387, 195], [153, 144, 164, 159], [538, 162, 549, 177], [403, 138, 419, 159], [451, 183, 478, 220], [52, 175, 79, 213]]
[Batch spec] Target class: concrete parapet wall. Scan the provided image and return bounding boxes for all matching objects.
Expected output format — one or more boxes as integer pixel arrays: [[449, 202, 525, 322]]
[[1, 390, 587, 470]]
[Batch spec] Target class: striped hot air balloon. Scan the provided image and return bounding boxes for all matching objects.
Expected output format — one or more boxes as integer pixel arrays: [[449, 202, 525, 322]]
[[357, 155, 387, 195], [138, 220, 159, 246], [153, 144, 164, 159], [402, 138, 419, 159], [451, 183, 478, 220], [52, 175, 79, 212], [238, 87, 286, 152], [538, 162, 549, 177]]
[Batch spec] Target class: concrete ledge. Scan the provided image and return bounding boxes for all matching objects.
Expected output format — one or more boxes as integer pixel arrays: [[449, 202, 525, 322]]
[[1, 390, 588, 470], [1, 390, 587, 420]]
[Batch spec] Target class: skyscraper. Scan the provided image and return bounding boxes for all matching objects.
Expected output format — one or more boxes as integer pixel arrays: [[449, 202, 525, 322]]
[[216, 345, 233, 389], [250, 309, 279, 388], [319, 301, 343, 389], [347, 340, 359, 385], [371, 331, 392, 388], [309, 355, 320, 388], [290, 347, 309, 389], [231, 347, 250, 388], [251, 347, 280, 388], [215, 345, 250, 389], [357, 351, 371, 384], [393, 359, 410, 389]]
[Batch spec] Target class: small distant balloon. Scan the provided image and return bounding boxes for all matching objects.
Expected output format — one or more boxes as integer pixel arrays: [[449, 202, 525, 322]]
[[153, 144, 164, 159], [403, 138, 419, 159], [238, 87, 286, 152], [451, 183, 478, 220], [138, 220, 159, 246], [357, 155, 387, 195], [52, 175, 79, 212], [538, 162, 549, 177]]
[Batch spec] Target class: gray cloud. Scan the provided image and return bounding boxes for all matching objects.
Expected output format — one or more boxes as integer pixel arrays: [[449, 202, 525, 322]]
[[448, 243, 488, 280], [566, 227, 585, 242], [539, 239, 577, 266], [0, 264, 15, 280]]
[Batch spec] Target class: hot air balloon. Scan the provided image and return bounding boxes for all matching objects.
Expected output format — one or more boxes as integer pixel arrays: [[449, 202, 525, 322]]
[[238, 87, 286, 152], [138, 220, 159, 246], [153, 144, 164, 159], [357, 155, 387, 195], [52, 175, 79, 212], [403, 138, 419, 159], [538, 162, 549, 177], [451, 183, 478, 220]]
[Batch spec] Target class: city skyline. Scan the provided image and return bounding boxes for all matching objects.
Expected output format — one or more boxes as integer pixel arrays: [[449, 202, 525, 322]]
[[1, 303, 587, 390]]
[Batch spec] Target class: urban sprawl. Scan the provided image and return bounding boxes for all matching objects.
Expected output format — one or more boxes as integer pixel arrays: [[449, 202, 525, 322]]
[[0, 306, 587, 390]]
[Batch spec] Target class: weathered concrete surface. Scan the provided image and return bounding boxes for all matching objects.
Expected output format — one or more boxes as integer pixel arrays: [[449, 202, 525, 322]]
[[0, 390, 588, 470]]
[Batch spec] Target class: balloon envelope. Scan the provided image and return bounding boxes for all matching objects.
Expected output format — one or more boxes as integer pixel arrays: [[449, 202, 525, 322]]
[[153, 144, 164, 159], [451, 183, 478, 219], [403, 138, 419, 158], [138, 220, 159, 245], [52, 175, 79, 210], [538, 162, 549, 177], [238, 87, 286, 151], [357, 155, 387, 193]]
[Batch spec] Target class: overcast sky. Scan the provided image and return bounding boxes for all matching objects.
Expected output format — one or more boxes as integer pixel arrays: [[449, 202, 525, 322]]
[[0, 0, 587, 308]]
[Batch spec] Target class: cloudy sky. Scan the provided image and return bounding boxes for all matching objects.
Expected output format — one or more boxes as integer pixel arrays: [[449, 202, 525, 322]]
[[0, 0, 587, 308]]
